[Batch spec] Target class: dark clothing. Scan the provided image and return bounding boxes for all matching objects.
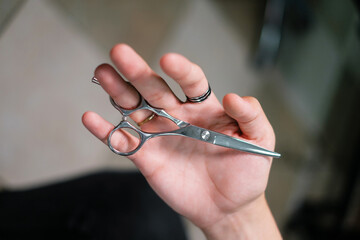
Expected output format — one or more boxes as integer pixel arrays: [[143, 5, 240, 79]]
[[0, 171, 187, 240]]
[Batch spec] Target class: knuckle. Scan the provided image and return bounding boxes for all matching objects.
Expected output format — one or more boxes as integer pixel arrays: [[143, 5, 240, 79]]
[[127, 63, 151, 82], [185, 64, 206, 88], [175, 63, 192, 82], [146, 90, 165, 104]]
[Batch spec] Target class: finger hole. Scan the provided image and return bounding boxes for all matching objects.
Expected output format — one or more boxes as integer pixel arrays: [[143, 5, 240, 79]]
[[109, 127, 141, 154]]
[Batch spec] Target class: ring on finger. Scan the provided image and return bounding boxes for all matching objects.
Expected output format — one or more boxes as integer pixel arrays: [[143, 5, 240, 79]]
[[186, 85, 211, 103], [137, 113, 156, 126]]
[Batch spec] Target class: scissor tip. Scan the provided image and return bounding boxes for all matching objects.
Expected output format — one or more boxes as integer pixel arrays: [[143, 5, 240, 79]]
[[91, 77, 100, 85]]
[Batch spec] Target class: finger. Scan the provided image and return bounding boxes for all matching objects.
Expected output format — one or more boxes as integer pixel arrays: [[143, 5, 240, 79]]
[[223, 93, 274, 141], [110, 44, 180, 109], [160, 53, 219, 105], [94, 63, 152, 124], [82, 111, 139, 158]]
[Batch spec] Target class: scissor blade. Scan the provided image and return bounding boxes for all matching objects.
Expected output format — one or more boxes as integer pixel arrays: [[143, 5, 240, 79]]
[[177, 125, 281, 158], [211, 132, 281, 158]]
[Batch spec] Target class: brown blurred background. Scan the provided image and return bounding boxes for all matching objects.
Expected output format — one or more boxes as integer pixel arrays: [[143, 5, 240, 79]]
[[0, 0, 359, 239]]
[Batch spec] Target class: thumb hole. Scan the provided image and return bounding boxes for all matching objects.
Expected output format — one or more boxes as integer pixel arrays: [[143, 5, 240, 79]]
[[108, 127, 141, 155]]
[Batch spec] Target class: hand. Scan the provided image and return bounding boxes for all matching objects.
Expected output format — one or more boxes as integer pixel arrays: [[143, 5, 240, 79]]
[[82, 44, 281, 239]]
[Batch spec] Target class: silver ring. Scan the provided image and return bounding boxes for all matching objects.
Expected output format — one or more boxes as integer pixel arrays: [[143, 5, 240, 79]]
[[186, 85, 212, 103]]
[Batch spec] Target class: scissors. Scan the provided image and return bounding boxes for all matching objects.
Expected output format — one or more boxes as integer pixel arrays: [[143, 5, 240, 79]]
[[92, 78, 281, 158]]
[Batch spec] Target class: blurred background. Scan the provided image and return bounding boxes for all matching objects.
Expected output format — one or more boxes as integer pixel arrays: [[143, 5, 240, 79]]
[[0, 0, 359, 239]]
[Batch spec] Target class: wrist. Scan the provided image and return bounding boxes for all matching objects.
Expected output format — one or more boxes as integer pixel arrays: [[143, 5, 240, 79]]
[[201, 194, 282, 240]]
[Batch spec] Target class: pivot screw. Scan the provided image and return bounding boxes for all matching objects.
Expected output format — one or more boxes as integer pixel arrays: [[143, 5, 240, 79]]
[[201, 130, 210, 141]]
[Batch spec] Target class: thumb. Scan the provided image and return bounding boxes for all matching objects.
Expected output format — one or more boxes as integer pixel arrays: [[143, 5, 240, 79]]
[[223, 93, 274, 142]]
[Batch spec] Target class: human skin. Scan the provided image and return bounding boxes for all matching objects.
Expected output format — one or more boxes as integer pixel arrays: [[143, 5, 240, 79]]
[[82, 44, 282, 239]]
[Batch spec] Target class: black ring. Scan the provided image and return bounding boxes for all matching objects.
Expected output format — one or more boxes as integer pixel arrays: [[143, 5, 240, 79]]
[[186, 85, 212, 103]]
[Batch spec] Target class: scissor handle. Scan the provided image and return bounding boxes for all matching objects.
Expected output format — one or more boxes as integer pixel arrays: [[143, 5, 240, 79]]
[[107, 120, 154, 156], [110, 97, 188, 127], [108, 96, 189, 156]]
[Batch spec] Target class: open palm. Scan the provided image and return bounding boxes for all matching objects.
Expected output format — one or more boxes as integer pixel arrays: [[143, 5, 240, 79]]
[[82, 44, 276, 230]]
